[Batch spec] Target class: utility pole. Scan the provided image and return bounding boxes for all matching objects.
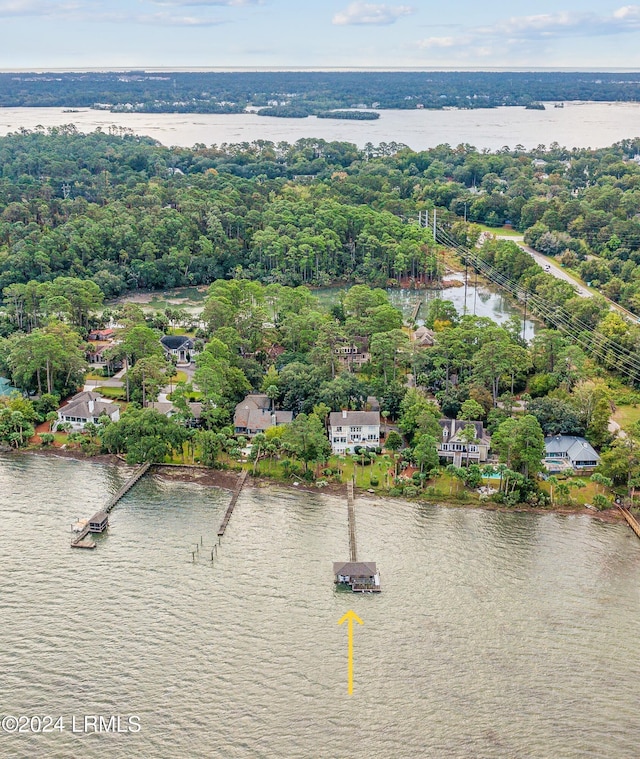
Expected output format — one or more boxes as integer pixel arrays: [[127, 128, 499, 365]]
[[432, 208, 437, 242], [61, 183, 71, 200]]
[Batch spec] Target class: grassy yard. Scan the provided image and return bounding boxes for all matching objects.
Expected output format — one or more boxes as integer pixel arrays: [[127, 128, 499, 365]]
[[94, 385, 126, 400], [476, 223, 523, 239], [167, 370, 189, 384], [612, 404, 640, 430]]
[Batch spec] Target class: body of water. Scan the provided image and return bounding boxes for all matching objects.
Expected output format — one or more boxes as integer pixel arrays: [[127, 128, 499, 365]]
[[1, 454, 640, 758], [316, 279, 537, 339], [1, 101, 640, 151]]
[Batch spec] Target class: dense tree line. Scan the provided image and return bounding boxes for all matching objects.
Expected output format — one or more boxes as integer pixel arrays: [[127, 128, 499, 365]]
[[4, 71, 640, 112]]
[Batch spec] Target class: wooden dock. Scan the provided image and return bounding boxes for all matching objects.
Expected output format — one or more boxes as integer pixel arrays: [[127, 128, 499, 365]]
[[217, 470, 248, 537], [70, 461, 153, 549], [103, 462, 152, 513], [347, 480, 357, 562], [409, 300, 421, 323], [618, 505, 640, 539]]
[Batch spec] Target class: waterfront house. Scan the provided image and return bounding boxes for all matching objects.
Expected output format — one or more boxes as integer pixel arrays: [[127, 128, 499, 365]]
[[160, 335, 198, 365], [57, 391, 120, 430], [333, 561, 381, 592], [544, 435, 600, 472], [233, 394, 293, 437], [328, 410, 380, 455], [437, 419, 491, 466]]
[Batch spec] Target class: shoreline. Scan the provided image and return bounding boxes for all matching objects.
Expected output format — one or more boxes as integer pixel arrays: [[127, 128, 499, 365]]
[[14, 447, 626, 525]]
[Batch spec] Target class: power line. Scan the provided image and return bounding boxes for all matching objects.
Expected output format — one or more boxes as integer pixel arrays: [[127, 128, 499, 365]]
[[433, 224, 640, 383]]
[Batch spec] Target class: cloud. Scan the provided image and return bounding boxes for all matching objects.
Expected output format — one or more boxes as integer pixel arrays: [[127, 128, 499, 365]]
[[416, 5, 640, 54], [332, 2, 414, 26], [0, 0, 80, 17], [0, 0, 244, 22]]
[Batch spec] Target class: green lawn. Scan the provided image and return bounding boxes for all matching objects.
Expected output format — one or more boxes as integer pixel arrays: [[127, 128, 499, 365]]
[[94, 385, 126, 400], [476, 224, 523, 238], [612, 404, 640, 430], [168, 370, 189, 384]]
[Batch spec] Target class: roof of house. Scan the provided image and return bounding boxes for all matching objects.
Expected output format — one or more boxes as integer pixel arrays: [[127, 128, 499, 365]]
[[439, 419, 490, 443], [333, 561, 377, 577], [329, 411, 381, 427], [148, 402, 175, 416], [62, 398, 119, 420], [234, 394, 271, 426], [237, 407, 293, 432], [89, 511, 108, 524], [544, 435, 600, 461], [160, 335, 194, 350], [88, 329, 115, 339], [68, 391, 102, 404]]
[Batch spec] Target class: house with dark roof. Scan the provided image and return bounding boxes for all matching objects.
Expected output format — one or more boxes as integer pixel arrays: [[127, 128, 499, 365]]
[[544, 435, 600, 472], [160, 335, 198, 365], [328, 410, 380, 454], [57, 391, 120, 430], [233, 394, 293, 437], [437, 419, 491, 466]]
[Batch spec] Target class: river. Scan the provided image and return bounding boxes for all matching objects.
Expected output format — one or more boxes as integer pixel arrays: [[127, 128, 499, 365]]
[[1, 102, 640, 151], [1, 453, 640, 758]]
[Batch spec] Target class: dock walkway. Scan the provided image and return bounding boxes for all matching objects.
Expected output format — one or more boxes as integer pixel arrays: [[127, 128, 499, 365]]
[[618, 505, 640, 539], [217, 470, 248, 537], [409, 301, 421, 323], [347, 480, 357, 562], [70, 461, 153, 549]]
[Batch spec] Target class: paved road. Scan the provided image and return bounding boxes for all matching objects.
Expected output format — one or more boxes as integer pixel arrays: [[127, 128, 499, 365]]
[[493, 233, 639, 321]]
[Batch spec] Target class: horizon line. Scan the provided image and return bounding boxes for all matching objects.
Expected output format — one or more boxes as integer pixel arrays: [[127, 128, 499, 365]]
[[2, 66, 640, 74]]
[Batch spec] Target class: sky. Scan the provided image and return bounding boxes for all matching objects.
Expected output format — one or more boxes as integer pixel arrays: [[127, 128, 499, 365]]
[[1, 0, 640, 69]]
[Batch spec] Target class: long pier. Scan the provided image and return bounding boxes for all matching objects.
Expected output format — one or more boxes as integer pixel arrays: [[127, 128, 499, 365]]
[[618, 505, 640, 539], [347, 480, 357, 562], [217, 470, 248, 537], [409, 300, 421, 323], [104, 462, 153, 513], [71, 461, 153, 549]]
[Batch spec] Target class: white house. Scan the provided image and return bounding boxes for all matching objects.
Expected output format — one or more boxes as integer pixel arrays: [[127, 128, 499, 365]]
[[544, 435, 600, 472], [437, 419, 491, 467], [57, 391, 120, 430], [328, 410, 380, 455]]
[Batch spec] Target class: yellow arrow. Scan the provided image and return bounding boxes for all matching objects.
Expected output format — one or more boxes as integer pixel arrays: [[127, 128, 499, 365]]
[[338, 609, 364, 695]]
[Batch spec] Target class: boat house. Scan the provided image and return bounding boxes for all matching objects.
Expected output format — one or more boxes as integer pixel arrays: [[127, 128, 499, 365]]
[[88, 511, 109, 533], [333, 561, 381, 592]]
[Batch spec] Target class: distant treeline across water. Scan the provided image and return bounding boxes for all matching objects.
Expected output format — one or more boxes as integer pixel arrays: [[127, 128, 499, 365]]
[[3, 71, 640, 114]]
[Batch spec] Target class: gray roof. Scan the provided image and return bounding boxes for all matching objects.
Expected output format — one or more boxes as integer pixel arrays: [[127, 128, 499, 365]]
[[333, 561, 377, 577], [89, 511, 108, 524], [439, 419, 490, 443], [148, 402, 175, 416], [61, 398, 119, 420], [161, 335, 194, 351], [234, 395, 292, 431], [329, 411, 380, 427], [544, 435, 600, 462]]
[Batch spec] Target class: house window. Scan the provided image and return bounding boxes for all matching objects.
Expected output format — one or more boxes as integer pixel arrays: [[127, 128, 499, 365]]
[[335, 426, 342, 432], [350, 426, 362, 433]]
